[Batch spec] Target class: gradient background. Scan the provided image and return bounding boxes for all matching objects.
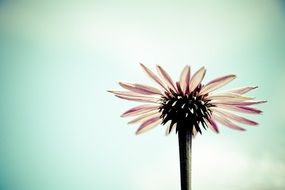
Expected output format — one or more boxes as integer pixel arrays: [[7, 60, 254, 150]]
[[0, 1, 284, 190]]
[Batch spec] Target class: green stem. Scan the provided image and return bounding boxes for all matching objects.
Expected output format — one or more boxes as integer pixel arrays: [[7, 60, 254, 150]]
[[178, 128, 192, 190]]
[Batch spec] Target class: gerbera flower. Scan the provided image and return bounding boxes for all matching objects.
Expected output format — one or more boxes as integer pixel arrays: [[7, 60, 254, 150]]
[[109, 64, 265, 136]]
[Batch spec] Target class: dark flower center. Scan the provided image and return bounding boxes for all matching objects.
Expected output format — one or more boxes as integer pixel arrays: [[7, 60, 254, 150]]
[[159, 92, 213, 134]]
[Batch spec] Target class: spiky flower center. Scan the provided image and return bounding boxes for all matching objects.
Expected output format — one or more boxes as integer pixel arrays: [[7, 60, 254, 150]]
[[159, 92, 213, 133]]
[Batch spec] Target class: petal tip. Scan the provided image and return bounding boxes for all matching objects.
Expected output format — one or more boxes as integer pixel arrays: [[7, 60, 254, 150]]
[[139, 63, 147, 69], [135, 130, 143, 135], [118, 82, 125, 86]]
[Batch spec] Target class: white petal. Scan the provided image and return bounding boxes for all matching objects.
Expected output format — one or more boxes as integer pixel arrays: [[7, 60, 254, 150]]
[[156, 65, 178, 93], [189, 67, 206, 93], [140, 63, 169, 91], [179, 65, 191, 95], [200, 75, 236, 95], [136, 116, 162, 135]]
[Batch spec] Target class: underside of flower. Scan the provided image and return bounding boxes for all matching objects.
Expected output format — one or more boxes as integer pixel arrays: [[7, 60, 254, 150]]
[[160, 89, 213, 134], [109, 64, 266, 136]]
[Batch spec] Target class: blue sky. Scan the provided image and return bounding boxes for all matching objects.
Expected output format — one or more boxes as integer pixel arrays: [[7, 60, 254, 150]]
[[0, 1, 285, 190]]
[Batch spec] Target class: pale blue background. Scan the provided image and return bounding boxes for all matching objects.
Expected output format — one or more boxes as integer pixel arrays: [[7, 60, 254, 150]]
[[0, 1, 284, 190]]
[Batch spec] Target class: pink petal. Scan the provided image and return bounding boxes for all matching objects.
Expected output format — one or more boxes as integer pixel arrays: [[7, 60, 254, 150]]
[[212, 107, 258, 126], [189, 67, 206, 93], [115, 95, 159, 103], [213, 100, 267, 106], [228, 86, 258, 94], [208, 92, 253, 101], [135, 84, 162, 95], [128, 111, 160, 124], [121, 104, 160, 117], [156, 65, 178, 93], [140, 63, 168, 91], [110, 90, 160, 101], [176, 82, 183, 94], [136, 116, 162, 135], [109, 90, 149, 97], [215, 104, 262, 114], [179, 65, 191, 95], [200, 75, 236, 95], [119, 82, 162, 95], [208, 92, 253, 100], [212, 112, 245, 131], [205, 118, 219, 133]]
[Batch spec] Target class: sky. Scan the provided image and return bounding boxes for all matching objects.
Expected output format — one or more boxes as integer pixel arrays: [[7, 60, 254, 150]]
[[0, 0, 285, 190]]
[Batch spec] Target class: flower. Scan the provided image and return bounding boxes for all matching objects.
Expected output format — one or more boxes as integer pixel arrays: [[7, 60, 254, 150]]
[[109, 64, 266, 136]]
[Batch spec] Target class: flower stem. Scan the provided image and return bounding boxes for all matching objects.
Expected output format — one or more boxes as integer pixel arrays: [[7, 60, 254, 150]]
[[178, 128, 192, 190]]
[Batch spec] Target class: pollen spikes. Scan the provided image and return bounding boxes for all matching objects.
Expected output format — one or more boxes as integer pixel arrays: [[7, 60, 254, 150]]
[[159, 92, 213, 135]]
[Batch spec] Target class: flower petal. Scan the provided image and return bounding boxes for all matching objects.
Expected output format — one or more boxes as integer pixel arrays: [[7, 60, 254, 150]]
[[205, 118, 219, 133], [212, 112, 245, 131], [119, 82, 162, 95], [140, 63, 168, 91], [110, 90, 160, 100], [121, 104, 160, 117], [128, 111, 160, 124], [156, 65, 178, 93], [215, 104, 262, 114], [208, 92, 254, 103], [136, 116, 162, 135], [115, 95, 159, 103], [228, 86, 258, 94], [179, 65, 191, 95], [212, 107, 258, 126], [109, 90, 149, 97], [200, 75, 236, 95], [189, 67, 206, 93], [134, 84, 162, 95], [176, 82, 183, 94], [213, 100, 267, 106]]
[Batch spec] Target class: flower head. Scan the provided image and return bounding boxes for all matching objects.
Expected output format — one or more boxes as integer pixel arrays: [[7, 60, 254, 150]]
[[109, 64, 266, 136]]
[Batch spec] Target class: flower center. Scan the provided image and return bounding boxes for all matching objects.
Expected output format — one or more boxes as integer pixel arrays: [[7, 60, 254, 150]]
[[159, 93, 213, 133]]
